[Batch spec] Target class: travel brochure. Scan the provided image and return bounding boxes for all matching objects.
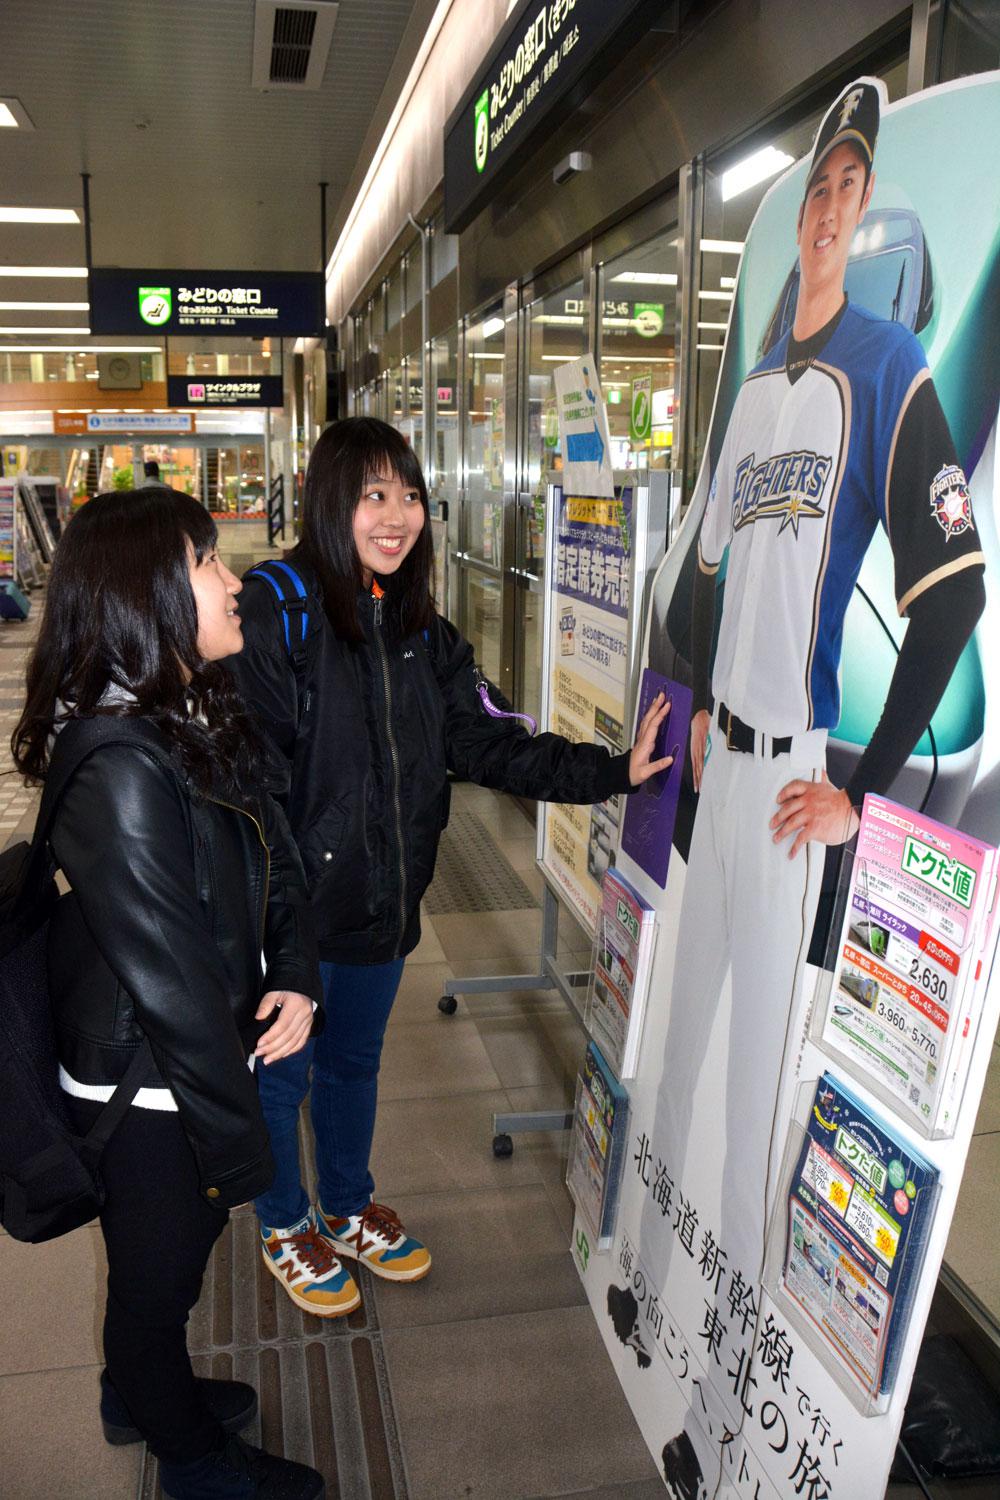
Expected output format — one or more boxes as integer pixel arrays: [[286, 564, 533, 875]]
[[587, 867, 657, 1079], [777, 1073, 939, 1403], [817, 794, 999, 1137], [566, 1041, 629, 1251]]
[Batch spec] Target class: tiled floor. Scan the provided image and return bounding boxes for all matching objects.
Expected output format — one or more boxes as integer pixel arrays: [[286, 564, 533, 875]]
[[2, 547, 999, 1498]]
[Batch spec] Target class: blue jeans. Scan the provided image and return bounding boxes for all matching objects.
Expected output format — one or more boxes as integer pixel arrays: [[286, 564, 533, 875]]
[[253, 957, 405, 1229]]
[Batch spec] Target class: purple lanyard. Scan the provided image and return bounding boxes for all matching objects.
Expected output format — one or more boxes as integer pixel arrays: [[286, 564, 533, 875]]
[[474, 668, 537, 736]]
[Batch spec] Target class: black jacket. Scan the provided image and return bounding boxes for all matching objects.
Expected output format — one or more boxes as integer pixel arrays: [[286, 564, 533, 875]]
[[47, 717, 322, 1208], [230, 563, 634, 964]]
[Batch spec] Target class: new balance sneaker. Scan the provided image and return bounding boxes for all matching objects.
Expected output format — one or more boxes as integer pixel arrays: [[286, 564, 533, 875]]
[[259, 1212, 361, 1317], [317, 1200, 431, 1283], [160, 1433, 324, 1499], [100, 1369, 257, 1446]]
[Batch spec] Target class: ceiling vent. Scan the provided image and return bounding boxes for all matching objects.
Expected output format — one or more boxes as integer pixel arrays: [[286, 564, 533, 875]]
[[252, 0, 339, 91]]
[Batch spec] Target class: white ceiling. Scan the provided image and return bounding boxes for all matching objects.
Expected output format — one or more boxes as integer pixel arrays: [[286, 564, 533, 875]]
[[0, 0, 433, 336]]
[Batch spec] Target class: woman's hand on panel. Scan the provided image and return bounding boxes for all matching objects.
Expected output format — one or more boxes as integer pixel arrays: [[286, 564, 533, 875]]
[[628, 691, 674, 788]]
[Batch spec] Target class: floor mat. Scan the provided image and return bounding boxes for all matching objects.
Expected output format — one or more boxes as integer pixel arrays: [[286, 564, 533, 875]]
[[140, 1139, 409, 1499], [423, 803, 538, 914]]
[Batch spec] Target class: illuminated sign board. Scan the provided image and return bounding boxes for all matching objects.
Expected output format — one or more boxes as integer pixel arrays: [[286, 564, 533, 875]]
[[89, 268, 325, 337], [443, 0, 672, 233], [166, 375, 284, 408]]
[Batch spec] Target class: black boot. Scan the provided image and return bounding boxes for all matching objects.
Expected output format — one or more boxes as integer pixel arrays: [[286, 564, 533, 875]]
[[100, 1369, 258, 1446], [159, 1434, 325, 1499]]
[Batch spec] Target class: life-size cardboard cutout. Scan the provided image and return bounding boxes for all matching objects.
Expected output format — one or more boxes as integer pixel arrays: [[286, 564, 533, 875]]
[[573, 72, 1000, 1500]]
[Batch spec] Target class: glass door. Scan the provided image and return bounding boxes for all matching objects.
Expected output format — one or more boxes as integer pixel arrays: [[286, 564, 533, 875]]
[[461, 302, 506, 684], [516, 274, 588, 725]]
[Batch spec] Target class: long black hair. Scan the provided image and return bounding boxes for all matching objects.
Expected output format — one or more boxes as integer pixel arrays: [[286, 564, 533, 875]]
[[289, 417, 435, 642], [12, 488, 261, 791]]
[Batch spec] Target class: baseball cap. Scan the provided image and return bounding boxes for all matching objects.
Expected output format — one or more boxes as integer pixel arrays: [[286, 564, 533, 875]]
[[805, 78, 884, 194]]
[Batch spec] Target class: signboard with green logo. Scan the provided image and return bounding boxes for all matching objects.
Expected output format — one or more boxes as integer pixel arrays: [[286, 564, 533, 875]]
[[89, 267, 324, 337], [443, 0, 670, 233], [633, 302, 665, 339], [629, 374, 652, 444]]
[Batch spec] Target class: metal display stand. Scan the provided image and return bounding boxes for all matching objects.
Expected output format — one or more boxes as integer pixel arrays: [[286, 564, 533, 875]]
[[437, 470, 671, 1156]]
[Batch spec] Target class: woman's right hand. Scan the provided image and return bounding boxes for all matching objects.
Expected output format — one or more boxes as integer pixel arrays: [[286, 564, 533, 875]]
[[691, 709, 711, 793], [254, 991, 314, 1063]]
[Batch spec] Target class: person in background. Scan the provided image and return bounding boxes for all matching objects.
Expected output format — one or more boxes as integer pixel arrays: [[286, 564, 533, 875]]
[[142, 458, 171, 488], [230, 416, 672, 1320], [12, 489, 326, 1500]]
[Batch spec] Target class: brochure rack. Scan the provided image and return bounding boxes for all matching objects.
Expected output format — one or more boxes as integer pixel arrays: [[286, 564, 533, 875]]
[[763, 1073, 941, 1417], [437, 471, 669, 1156], [566, 1041, 629, 1250], [810, 796, 1000, 1140]]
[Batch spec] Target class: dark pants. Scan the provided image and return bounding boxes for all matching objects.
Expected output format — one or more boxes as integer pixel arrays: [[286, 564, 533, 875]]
[[67, 1095, 229, 1464], [253, 957, 405, 1227]]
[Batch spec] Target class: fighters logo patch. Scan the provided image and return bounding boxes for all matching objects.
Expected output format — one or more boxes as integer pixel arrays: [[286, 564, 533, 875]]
[[732, 449, 831, 537], [929, 464, 973, 540]]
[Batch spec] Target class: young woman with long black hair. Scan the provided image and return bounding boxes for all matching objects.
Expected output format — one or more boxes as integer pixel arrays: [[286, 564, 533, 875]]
[[231, 417, 671, 1317], [12, 489, 326, 1500]]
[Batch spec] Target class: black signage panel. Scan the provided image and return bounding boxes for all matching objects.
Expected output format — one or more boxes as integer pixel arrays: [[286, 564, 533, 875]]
[[89, 268, 325, 337], [166, 374, 285, 408], [443, 0, 671, 234]]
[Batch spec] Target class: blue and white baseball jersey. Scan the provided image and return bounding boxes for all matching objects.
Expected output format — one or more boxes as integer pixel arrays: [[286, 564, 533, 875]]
[[698, 302, 984, 735]]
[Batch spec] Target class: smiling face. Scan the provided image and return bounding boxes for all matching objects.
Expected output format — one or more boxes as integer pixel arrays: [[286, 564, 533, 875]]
[[352, 470, 425, 588], [797, 141, 874, 302], [188, 540, 243, 661]]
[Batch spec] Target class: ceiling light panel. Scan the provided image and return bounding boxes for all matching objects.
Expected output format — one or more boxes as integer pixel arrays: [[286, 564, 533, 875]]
[[0, 266, 88, 277], [0, 208, 81, 224], [720, 144, 794, 202]]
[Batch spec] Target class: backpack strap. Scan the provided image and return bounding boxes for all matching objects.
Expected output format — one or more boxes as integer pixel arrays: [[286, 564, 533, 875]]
[[246, 559, 312, 670]]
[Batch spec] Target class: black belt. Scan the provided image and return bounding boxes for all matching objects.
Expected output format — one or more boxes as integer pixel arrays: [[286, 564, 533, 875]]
[[719, 703, 792, 758]]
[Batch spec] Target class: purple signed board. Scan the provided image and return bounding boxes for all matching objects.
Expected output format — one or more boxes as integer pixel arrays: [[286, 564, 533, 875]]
[[620, 670, 692, 889]]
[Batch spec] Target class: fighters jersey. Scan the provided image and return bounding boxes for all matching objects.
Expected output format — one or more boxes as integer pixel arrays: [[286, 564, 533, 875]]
[[698, 303, 984, 735]]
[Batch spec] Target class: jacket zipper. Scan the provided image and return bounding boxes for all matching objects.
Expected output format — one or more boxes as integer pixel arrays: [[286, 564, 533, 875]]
[[372, 591, 408, 951], [207, 795, 270, 952]]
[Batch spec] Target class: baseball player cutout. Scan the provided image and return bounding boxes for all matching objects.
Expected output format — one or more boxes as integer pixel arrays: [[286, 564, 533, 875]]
[[646, 80, 987, 1500]]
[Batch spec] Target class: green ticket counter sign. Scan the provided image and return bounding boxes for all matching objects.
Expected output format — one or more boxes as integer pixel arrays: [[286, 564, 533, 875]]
[[629, 374, 652, 445]]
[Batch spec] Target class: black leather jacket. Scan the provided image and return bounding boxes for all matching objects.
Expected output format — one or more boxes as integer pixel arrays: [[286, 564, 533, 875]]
[[47, 717, 321, 1208], [230, 564, 634, 965]]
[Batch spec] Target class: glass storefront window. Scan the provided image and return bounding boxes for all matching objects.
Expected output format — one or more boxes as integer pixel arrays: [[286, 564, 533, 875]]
[[430, 327, 459, 616], [386, 267, 402, 332], [389, 365, 404, 429], [932, 1, 1000, 78], [464, 303, 506, 569], [404, 243, 422, 314], [430, 213, 458, 287], [598, 232, 679, 474], [405, 352, 423, 462]]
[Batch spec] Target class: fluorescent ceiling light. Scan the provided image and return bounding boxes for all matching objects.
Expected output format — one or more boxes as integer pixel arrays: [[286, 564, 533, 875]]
[[534, 315, 585, 325], [0, 98, 33, 129], [700, 239, 744, 255], [697, 321, 729, 331], [541, 354, 673, 364], [0, 344, 161, 353], [0, 324, 91, 334], [0, 207, 81, 224], [720, 275, 737, 289], [0, 300, 89, 311], [698, 291, 733, 302], [471, 351, 504, 360], [612, 272, 677, 286], [481, 316, 504, 339], [0, 266, 88, 277], [721, 145, 794, 202], [697, 344, 723, 352]]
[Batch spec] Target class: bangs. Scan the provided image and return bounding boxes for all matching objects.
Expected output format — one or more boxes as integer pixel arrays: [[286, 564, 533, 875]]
[[176, 494, 219, 561]]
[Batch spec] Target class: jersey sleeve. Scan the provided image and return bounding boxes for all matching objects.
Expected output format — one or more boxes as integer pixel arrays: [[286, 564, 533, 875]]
[[882, 358, 985, 616], [696, 398, 739, 571]]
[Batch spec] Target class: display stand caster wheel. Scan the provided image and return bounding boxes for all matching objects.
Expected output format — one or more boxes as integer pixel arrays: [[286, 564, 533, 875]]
[[493, 1133, 514, 1159], [437, 994, 458, 1015]]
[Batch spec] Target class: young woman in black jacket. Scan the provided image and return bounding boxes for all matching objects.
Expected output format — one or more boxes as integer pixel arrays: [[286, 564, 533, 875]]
[[12, 489, 326, 1500], [230, 417, 671, 1316]]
